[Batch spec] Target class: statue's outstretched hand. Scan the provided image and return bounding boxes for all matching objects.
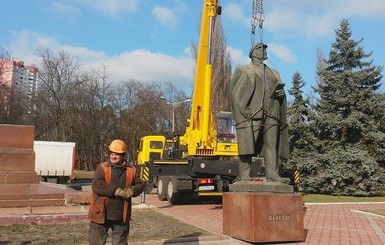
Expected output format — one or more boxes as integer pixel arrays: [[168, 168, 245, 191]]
[[271, 89, 285, 99], [243, 107, 252, 119], [271, 83, 285, 100]]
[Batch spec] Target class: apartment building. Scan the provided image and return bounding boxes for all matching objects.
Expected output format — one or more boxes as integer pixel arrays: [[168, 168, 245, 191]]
[[0, 58, 39, 113]]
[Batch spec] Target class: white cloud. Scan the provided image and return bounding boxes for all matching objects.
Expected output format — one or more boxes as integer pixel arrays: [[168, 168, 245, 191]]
[[223, 0, 384, 66], [227, 0, 385, 40], [75, 0, 139, 17], [264, 3, 334, 40], [50, 2, 80, 21], [335, 0, 385, 19], [6, 30, 48, 66], [227, 46, 248, 69], [151, 6, 178, 31], [267, 43, 296, 64], [103, 50, 194, 85], [223, 3, 249, 26], [60, 46, 106, 64], [182, 46, 192, 57], [5, 31, 195, 91]]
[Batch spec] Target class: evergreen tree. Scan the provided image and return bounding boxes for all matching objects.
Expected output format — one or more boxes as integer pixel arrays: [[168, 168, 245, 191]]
[[287, 72, 313, 151], [307, 19, 385, 196], [286, 72, 315, 172]]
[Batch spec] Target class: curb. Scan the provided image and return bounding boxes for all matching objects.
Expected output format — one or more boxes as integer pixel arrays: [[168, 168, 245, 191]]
[[129, 235, 230, 245], [133, 203, 157, 211], [0, 213, 88, 225], [0, 203, 157, 225]]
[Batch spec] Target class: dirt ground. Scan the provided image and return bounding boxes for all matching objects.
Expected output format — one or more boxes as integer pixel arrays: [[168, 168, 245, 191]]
[[0, 210, 211, 245]]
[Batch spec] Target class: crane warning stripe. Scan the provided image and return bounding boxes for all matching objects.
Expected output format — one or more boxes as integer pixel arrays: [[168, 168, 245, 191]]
[[141, 166, 150, 181]]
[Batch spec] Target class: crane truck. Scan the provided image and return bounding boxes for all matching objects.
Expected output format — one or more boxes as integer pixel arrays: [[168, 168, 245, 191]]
[[136, 0, 259, 204], [136, 0, 296, 204]]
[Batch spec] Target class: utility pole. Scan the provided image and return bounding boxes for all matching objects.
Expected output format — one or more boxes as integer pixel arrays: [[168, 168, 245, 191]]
[[161, 97, 191, 134]]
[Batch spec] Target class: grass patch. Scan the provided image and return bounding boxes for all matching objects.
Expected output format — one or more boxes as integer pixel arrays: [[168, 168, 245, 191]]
[[366, 209, 385, 216], [301, 193, 385, 218], [130, 210, 211, 241], [301, 193, 385, 203], [73, 170, 94, 179], [0, 210, 211, 244]]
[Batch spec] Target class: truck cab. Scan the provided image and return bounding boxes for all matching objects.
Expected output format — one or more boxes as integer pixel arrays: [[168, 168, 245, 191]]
[[212, 112, 238, 154], [137, 135, 166, 165]]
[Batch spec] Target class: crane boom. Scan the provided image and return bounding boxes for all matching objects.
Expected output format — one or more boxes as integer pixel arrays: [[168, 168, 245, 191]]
[[180, 0, 236, 157]]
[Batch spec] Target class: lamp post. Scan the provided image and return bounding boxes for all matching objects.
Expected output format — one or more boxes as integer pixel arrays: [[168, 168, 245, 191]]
[[161, 97, 191, 133]]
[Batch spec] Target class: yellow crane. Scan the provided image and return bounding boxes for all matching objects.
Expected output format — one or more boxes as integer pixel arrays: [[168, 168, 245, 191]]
[[136, 0, 243, 204]]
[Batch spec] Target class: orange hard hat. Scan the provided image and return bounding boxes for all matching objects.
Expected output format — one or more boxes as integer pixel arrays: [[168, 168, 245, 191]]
[[108, 139, 127, 154]]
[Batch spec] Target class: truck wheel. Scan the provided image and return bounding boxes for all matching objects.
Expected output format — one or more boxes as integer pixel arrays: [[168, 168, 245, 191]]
[[166, 177, 182, 204], [157, 177, 168, 201]]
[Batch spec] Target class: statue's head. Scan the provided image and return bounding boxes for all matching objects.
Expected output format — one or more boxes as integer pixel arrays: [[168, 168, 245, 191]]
[[249, 42, 268, 60]]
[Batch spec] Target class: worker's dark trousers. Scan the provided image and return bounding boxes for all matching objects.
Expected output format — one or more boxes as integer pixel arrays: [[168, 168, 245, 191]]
[[89, 220, 130, 245]]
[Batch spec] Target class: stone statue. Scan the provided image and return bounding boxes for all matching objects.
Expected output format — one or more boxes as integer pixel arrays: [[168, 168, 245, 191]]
[[230, 42, 289, 183]]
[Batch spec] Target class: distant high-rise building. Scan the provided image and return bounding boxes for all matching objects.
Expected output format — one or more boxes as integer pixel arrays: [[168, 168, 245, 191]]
[[0, 58, 39, 113]]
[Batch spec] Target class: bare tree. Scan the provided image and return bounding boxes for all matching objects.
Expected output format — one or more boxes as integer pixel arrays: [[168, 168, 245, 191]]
[[160, 81, 190, 134], [129, 82, 165, 160], [315, 48, 327, 87], [191, 16, 232, 112], [308, 48, 328, 105], [210, 16, 232, 111], [72, 67, 117, 169], [34, 47, 82, 141]]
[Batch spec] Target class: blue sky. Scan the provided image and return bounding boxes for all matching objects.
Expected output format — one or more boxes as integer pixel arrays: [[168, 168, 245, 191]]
[[1, 0, 385, 100]]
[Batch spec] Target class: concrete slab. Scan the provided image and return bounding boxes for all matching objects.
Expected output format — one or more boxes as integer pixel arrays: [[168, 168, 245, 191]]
[[229, 180, 294, 193], [0, 183, 73, 207]]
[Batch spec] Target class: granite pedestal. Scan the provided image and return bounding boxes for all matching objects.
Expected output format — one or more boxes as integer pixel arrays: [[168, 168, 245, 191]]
[[0, 124, 39, 184], [0, 124, 68, 207], [223, 181, 305, 243]]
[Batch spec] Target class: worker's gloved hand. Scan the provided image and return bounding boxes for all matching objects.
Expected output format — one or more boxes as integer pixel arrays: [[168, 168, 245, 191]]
[[114, 186, 134, 199], [114, 187, 125, 197]]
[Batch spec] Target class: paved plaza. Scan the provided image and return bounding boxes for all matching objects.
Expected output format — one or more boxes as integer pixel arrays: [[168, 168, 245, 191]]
[[2, 184, 385, 244], [133, 194, 385, 244]]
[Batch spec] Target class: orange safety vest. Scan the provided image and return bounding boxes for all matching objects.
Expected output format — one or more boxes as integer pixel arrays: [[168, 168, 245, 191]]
[[88, 162, 136, 224]]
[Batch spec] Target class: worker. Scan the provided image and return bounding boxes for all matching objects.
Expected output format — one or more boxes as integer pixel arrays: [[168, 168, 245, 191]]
[[230, 42, 290, 183], [88, 139, 144, 245]]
